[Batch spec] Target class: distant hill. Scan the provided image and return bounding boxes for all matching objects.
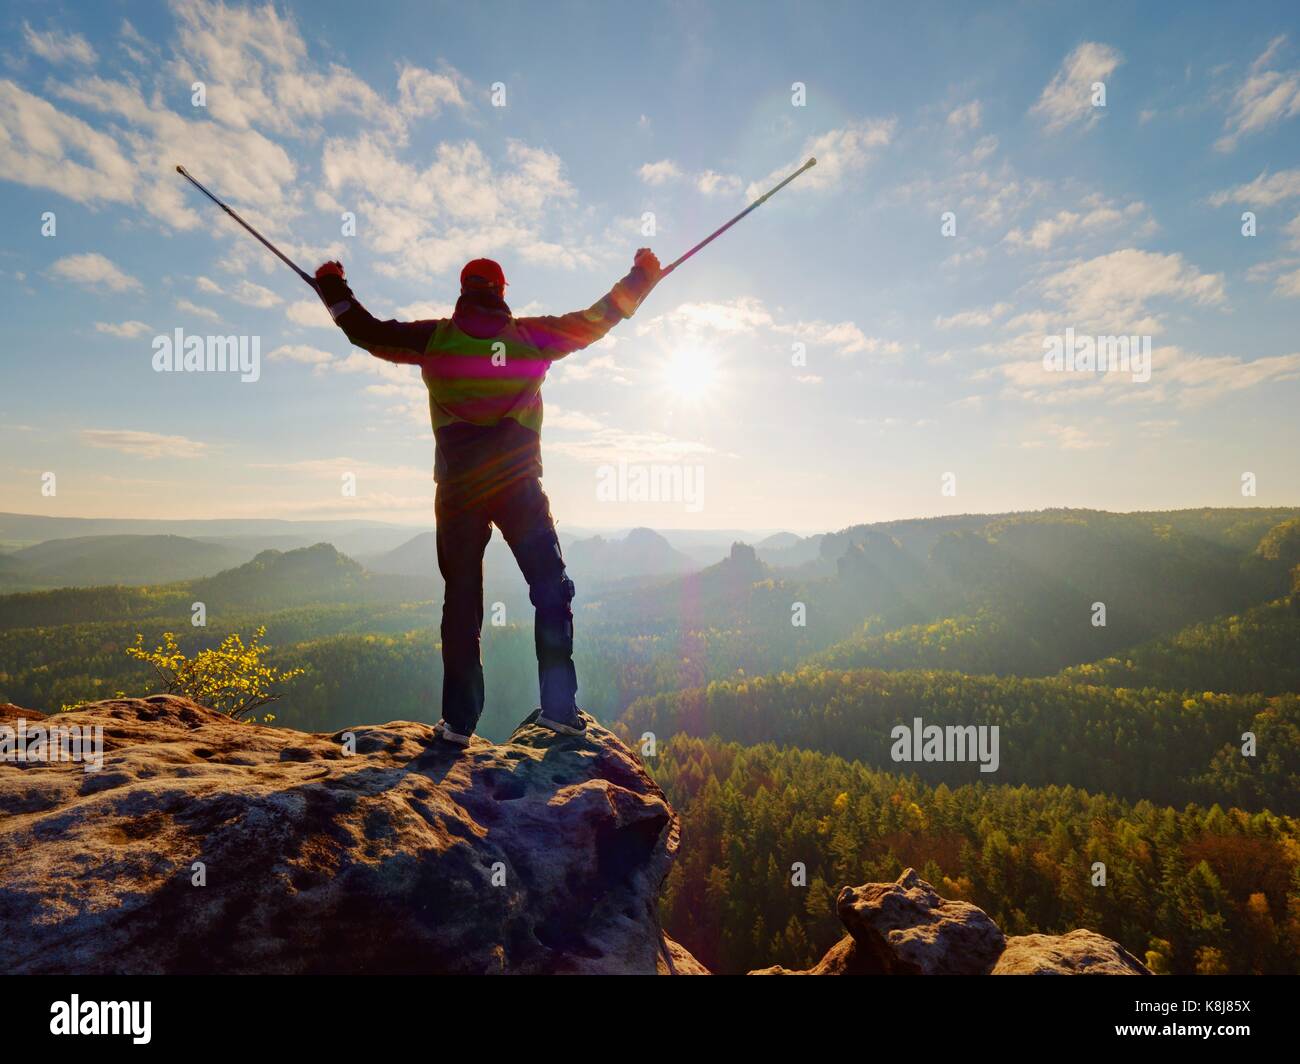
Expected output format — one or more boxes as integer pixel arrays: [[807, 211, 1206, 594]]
[[754, 531, 825, 568], [0, 535, 250, 589], [361, 531, 437, 577], [594, 540, 768, 622], [189, 543, 426, 609], [0, 512, 423, 557], [808, 511, 1297, 677], [1062, 593, 1300, 696], [564, 528, 694, 583], [364, 526, 696, 587], [650, 528, 796, 567]]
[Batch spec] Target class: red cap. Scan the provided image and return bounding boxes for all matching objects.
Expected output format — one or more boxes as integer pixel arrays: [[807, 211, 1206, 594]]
[[460, 258, 507, 289]]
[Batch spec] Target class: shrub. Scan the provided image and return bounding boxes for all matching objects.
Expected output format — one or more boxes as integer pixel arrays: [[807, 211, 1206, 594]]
[[125, 626, 303, 721]]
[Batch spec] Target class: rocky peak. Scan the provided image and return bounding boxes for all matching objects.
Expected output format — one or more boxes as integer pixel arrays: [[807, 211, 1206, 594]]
[[0, 696, 703, 975]]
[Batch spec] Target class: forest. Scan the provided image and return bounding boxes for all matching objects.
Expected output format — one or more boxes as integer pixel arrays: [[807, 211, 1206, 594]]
[[652, 737, 1300, 975], [3, 506, 1298, 975]]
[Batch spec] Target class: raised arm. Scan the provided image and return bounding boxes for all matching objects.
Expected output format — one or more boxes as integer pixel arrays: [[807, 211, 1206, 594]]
[[516, 249, 661, 360], [314, 261, 439, 365]]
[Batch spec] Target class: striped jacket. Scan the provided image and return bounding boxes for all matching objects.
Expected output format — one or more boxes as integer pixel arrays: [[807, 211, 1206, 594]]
[[317, 266, 655, 503]]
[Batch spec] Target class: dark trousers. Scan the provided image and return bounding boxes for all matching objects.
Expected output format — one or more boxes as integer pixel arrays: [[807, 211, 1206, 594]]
[[435, 477, 577, 734]]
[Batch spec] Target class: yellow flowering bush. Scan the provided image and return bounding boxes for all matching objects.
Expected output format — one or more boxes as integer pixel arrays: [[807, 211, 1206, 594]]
[[125, 626, 304, 721]]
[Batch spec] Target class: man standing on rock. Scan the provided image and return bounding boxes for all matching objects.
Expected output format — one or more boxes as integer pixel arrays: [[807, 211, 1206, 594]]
[[314, 250, 661, 746]]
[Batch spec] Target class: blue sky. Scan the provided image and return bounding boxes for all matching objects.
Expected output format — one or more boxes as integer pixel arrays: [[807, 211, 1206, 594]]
[[2, 0, 1299, 532]]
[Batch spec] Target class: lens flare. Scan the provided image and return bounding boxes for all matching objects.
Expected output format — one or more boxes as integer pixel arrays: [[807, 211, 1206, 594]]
[[663, 346, 718, 402]]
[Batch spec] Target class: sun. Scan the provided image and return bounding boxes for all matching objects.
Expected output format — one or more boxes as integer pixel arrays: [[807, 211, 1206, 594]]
[[662, 346, 719, 402]]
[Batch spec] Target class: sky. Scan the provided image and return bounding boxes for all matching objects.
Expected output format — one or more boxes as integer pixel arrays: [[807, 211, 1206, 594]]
[[2, 0, 1299, 533]]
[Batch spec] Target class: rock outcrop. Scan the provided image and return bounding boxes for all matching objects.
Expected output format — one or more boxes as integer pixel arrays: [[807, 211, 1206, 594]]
[[991, 929, 1150, 975], [0, 696, 705, 975], [750, 868, 1150, 976]]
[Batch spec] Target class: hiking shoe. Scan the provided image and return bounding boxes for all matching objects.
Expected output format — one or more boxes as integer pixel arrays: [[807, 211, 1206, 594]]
[[535, 709, 588, 737], [432, 719, 472, 747]]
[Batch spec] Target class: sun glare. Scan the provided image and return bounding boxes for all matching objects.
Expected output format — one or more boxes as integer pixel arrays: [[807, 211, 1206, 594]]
[[663, 346, 719, 402]]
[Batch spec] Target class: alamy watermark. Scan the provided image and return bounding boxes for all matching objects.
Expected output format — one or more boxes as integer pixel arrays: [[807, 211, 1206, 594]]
[[50, 996, 151, 1044], [152, 328, 261, 382], [1042, 327, 1151, 383], [596, 461, 705, 513], [1, 718, 104, 773], [890, 716, 1000, 773]]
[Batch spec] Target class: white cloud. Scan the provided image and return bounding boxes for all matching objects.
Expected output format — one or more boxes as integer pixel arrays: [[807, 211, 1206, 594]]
[[0, 81, 136, 207], [118, 19, 159, 66], [784, 318, 899, 357], [22, 22, 97, 65], [81, 429, 207, 459], [638, 159, 683, 185], [554, 353, 626, 383], [638, 296, 894, 359], [323, 135, 585, 278], [545, 407, 606, 431], [1003, 196, 1154, 251], [639, 297, 775, 337], [395, 300, 454, 319], [287, 299, 334, 328], [1216, 36, 1300, 151], [1287, 214, 1300, 250], [2, 2, 584, 289], [1244, 256, 1300, 284], [1031, 42, 1122, 132], [935, 303, 1012, 329], [176, 298, 220, 321], [745, 119, 895, 198], [2, 2, 480, 239], [547, 428, 711, 466], [397, 64, 467, 118], [962, 134, 998, 165], [1274, 268, 1300, 298], [251, 456, 428, 481], [1208, 168, 1300, 207], [329, 351, 423, 386], [638, 161, 742, 196], [49, 74, 300, 231], [696, 170, 743, 196], [1039, 249, 1225, 332], [95, 320, 151, 338], [987, 344, 1300, 408], [49, 253, 141, 292], [231, 279, 282, 307], [942, 247, 989, 269], [166, 0, 421, 140], [1156, 348, 1300, 405], [946, 101, 982, 131], [267, 344, 335, 366], [1021, 424, 1103, 450]]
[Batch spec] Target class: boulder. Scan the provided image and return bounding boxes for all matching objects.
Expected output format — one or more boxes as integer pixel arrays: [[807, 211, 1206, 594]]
[[836, 867, 1006, 975], [659, 933, 711, 974], [0, 702, 40, 723], [750, 868, 1148, 976], [991, 929, 1151, 975], [0, 695, 707, 975]]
